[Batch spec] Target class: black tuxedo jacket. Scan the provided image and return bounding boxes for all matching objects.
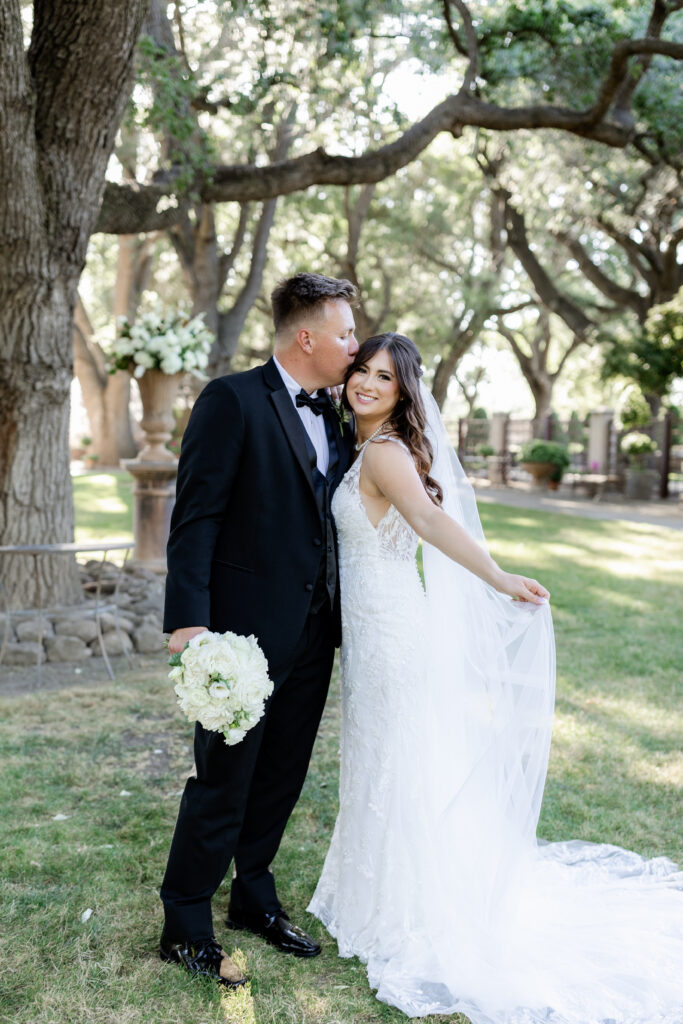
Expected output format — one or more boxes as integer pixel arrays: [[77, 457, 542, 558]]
[[163, 357, 353, 674]]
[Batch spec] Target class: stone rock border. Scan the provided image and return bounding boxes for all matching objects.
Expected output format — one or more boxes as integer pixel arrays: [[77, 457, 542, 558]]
[[2, 560, 165, 666]]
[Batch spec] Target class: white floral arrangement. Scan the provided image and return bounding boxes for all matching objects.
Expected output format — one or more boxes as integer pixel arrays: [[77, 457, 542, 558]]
[[620, 431, 657, 457], [168, 630, 273, 745], [106, 307, 213, 379]]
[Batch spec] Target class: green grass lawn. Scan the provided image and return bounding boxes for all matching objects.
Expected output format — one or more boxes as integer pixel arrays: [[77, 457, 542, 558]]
[[1, 498, 681, 1023], [72, 470, 134, 544]]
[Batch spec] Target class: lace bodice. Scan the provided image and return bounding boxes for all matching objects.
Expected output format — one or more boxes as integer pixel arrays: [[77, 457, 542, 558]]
[[331, 436, 418, 564]]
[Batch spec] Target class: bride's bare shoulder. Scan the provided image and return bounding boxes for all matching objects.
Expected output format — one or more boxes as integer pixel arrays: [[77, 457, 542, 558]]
[[364, 435, 417, 477]]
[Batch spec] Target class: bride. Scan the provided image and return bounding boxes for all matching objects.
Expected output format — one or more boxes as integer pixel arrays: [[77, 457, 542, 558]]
[[308, 332, 683, 1023]]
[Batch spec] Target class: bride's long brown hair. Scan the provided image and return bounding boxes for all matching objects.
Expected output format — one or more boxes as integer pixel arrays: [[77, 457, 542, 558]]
[[343, 332, 443, 507]]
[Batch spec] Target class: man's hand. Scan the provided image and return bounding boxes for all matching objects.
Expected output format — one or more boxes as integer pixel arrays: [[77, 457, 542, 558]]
[[168, 626, 208, 654]]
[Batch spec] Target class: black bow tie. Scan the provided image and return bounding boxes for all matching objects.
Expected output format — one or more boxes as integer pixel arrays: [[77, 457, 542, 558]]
[[295, 389, 330, 416]]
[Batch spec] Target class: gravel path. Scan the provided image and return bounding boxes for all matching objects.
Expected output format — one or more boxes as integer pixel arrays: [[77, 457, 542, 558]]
[[473, 482, 683, 531]]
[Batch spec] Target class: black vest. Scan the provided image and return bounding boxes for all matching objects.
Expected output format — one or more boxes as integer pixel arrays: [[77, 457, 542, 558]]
[[302, 414, 339, 613]]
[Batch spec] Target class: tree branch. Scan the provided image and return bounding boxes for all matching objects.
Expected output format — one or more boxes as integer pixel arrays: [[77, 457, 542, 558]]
[[96, 33, 683, 236], [556, 231, 649, 320], [500, 193, 594, 337], [588, 38, 683, 126], [554, 332, 586, 378], [661, 224, 683, 298], [346, 184, 376, 267], [494, 322, 533, 375], [450, 0, 479, 93], [218, 202, 251, 292], [73, 296, 107, 389], [595, 215, 660, 291], [610, 0, 672, 127], [441, 0, 468, 57]]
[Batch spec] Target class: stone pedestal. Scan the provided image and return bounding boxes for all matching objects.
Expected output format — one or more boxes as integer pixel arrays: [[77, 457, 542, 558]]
[[587, 409, 613, 473], [488, 413, 509, 485], [123, 369, 183, 573], [487, 456, 506, 486], [121, 460, 177, 573]]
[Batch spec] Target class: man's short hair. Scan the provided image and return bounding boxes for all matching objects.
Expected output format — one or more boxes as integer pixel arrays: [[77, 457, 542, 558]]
[[271, 273, 356, 333]]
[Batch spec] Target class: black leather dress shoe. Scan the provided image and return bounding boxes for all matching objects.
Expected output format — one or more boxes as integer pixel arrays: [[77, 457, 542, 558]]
[[160, 931, 247, 987], [226, 907, 321, 958]]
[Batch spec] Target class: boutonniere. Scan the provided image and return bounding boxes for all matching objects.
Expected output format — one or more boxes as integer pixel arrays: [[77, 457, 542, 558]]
[[333, 399, 350, 435]]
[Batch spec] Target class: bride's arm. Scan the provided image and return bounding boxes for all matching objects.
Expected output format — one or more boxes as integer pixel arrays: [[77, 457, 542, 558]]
[[363, 441, 549, 604]]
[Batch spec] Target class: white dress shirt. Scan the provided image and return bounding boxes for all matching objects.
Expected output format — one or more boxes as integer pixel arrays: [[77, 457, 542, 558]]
[[273, 356, 329, 476]]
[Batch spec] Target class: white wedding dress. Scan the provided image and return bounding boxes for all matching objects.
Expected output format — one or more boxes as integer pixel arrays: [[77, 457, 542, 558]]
[[308, 430, 683, 1024]]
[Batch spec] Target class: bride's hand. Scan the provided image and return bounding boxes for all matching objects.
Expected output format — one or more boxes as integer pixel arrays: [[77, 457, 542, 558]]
[[497, 572, 550, 605]]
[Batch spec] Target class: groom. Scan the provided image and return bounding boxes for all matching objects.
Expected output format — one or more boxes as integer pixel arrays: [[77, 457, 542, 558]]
[[160, 272, 358, 986]]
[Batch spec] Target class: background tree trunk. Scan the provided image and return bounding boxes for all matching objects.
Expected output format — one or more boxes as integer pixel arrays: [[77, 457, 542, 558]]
[[73, 232, 154, 465], [0, 0, 147, 606]]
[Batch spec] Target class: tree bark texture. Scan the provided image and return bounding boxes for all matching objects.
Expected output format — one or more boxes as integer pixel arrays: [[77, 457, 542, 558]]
[[0, 0, 148, 605]]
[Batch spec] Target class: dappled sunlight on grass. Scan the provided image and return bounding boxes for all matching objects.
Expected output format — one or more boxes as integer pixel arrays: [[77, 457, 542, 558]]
[[72, 470, 134, 545], [2, 498, 681, 1022]]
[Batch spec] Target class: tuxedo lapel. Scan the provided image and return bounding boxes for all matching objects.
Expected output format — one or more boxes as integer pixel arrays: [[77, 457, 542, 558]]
[[265, 361, 317, 501]]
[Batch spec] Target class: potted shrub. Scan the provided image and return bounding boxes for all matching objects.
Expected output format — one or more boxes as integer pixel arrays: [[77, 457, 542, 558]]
[[81, 436, 100, 470], [621, 432, 657, 499], [519, 439, 571, 489]]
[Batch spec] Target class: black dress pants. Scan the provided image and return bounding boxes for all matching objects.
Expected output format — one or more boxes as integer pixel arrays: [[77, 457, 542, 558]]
[[160, 604, 335, 941]]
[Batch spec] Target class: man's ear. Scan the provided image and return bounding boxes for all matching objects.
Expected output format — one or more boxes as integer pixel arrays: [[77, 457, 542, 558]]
[[296, 327, 314, 354]]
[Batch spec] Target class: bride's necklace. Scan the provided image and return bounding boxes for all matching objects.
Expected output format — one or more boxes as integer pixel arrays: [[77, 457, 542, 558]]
[[354, 422, 391, 451]]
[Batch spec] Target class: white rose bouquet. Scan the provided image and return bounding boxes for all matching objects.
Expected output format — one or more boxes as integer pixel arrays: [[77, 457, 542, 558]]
[[168, 630, 273, 745], [106, 306, 214, 379]]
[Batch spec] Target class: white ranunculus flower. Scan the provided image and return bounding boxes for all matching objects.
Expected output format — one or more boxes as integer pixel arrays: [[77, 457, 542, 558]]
[[142, 312, 162, 331], [188, 631, 215, 648], [225, 727, 247, 744], [133, 350, 155, 367], [145, 336, 164, 355], [209, 681, 231, 700], [160, 354, 184, 375]]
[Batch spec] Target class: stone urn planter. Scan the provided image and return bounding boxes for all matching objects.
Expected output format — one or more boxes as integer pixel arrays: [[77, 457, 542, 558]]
[[519, 461, 556, 485], [625, 467, 655, 500], [620, 433, 658, 502], [519, 440, 571, 491], [135, 369, 184, 463]]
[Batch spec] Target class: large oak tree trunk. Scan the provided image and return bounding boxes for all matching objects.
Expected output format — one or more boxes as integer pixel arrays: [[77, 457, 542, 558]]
[[0, 0, 148, 606], [0, 291, 79, 606]]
